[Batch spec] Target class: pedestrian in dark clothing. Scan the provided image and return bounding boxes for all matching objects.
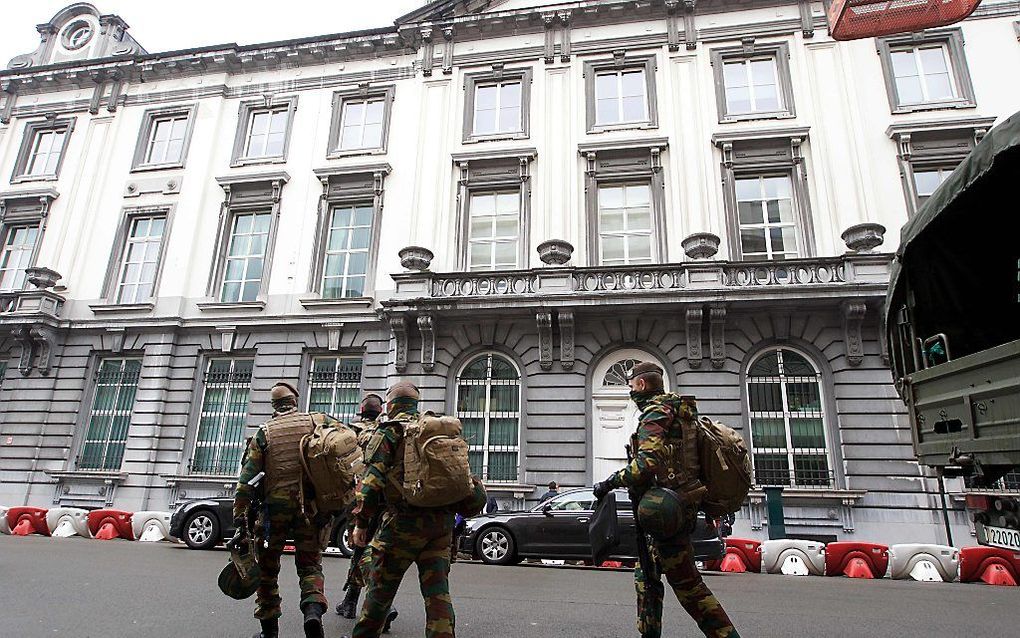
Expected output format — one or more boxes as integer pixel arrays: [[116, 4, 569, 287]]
[[485, 496, 498, 514], [538, 481, 559, 503]]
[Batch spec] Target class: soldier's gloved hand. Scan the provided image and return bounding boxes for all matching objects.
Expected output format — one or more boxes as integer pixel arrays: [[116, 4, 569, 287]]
[[592, 481, 613, 500], [227, 518, 247, 549], [351, 525, 369, 548]]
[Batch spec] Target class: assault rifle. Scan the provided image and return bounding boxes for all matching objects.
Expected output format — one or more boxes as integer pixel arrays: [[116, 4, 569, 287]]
[[626, 442, 663, 621], [246, 470, 268, 551]]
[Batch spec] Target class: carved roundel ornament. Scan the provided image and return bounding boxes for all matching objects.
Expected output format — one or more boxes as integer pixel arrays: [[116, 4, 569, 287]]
[[62, 21, 94, 51]]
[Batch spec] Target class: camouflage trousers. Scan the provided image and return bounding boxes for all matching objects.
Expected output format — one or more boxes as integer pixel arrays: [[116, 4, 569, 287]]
[[635, 535, 739, 638], [254, 506, 327, 620], [352, 509, 455, 638]]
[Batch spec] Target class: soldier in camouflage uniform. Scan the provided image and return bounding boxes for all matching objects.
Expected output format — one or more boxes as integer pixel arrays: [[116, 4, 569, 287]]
[[233, 382, 340, 638], [337, 394, 399, 633], [593, 362, 740, 638], [343, 381, 456, 638]]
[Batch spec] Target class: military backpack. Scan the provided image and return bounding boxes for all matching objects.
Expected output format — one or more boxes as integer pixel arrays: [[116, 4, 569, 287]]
[[694, 416, 753, 517], [401, 411, 474, 508], [299, 417, 362, 514]]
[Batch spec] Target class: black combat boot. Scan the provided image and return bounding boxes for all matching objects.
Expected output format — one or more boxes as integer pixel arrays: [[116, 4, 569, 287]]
[[336, 585, 361, 618], [252, 618, 278, 638], [302, 602, 326, 638], [382, 608, 399, 633]]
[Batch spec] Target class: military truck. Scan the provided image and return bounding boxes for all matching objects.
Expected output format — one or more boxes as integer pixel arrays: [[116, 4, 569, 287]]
[[886, 111, 1020, 550]]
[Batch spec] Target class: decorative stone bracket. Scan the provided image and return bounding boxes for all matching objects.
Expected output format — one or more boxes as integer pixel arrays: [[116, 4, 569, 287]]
[[559, 311, 575, 370], [418, 314, 436, 372], [390, 315, 409, 373], [686, 306, 703, 368], [324, 322, 344, 351], [11, 324, 58, 376], [709, 305, 726, 369], [537, 311, 553, 371], [842, 300, 867, 367]]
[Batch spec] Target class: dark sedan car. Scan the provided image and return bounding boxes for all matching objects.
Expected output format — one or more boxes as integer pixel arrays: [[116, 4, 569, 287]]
[[459, 487, 725, 565], [169, 496, 353, 556]]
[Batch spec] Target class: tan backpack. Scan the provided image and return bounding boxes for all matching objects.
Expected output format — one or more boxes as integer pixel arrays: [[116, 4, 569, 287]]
[[695, 416, 753, 517], [299, 417, 362, 515], [401, 411, 474, 508]]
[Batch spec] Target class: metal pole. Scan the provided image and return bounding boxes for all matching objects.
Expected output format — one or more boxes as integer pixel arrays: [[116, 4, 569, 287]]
[[937, 472, 954, 547], [764, 486, 786, 540]]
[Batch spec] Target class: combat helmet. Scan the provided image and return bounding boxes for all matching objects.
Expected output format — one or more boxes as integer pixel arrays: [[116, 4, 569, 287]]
[[217, 538, 260, 600], [637, 487, 693, 540]]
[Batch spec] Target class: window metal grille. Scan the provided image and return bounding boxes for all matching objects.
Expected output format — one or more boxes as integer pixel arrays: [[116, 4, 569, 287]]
[[456, 353, 520, 483], [468, 191, 520, 271], [221, 212, 271, 303], [77, 359, 141, 471], [598, 183, 653, 266], [322, 204, 372, 298], [473, 80, 523, 136], [338, 98, 385, 150], [747, 348, 833, 488], [723, 57, 781, 115], [735, 175, 800, 260], [0, 226, 39, 291], [191, 358, 253, 475], [594, 69, 648, 125], [116, 216, 166, 304], [307, 357, 363, 422]]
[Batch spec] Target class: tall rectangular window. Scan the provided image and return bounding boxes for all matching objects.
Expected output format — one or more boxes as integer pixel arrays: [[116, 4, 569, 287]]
[[307, 356, 363, 421], [597, 184, 653, 266], [0, 226, 39, 291], [468, 191, 520, 271], [322, 204, 372, 299], [244, 108, 289, 159], [192, 358, 253, 475], [338, 99, 385, 151], [115, 216, 166, 304], [78, 359, 141, 471], [473, 81, 523, 136], [221, 212, 271, 303], [143, 115, 189, 165], [25, 130, 67, 177], [878, 30, 975, 113], [723, 57, 781, 115], [735, 175, 800, 260], [594, 69, 648, 126], [456, 353, 521, 482], [913, 167, 954, 206]]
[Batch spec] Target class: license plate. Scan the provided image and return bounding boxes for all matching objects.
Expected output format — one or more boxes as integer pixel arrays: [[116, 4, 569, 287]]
[[982, 524, 1020, 552]]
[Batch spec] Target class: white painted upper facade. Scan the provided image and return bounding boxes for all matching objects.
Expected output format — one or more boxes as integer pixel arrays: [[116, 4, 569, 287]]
[[0, 0, 1017, 323]]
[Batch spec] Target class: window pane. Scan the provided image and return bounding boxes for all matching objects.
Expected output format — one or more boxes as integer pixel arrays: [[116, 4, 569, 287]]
[[748, 382, 782, 412], [490, 385, 519, 412], [596, 98, 617, 125], [601, 235, 625, 263], [753, 454, 790, 486], [793, 454, 829, 486], [790, 418, 825, 448], [723, 61, 748, 89], [726, 86, 752, 114], [595, 73, 618, 100], [628, 235, 652, 261], [621, 96, 646, 122], [751, 417, 787, 449], [457, 385, 486, 413], [740, 228, 767, 255]]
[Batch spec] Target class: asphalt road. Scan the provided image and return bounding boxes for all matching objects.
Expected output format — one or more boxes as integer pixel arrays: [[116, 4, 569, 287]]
[[2, 534, 1017, 638]]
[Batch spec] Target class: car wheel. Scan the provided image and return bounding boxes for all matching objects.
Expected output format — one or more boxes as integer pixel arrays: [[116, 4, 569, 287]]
[[331, 523, 354, 558], [183, 510, 220, 550], [478, 526, 516, 566]]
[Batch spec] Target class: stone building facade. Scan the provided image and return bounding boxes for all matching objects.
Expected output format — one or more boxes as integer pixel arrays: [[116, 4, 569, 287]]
[[1, 0, 1018, 544]]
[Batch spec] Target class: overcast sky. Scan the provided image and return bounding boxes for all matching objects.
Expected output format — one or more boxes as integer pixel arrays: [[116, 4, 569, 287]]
[[0, 1, 428, 66]]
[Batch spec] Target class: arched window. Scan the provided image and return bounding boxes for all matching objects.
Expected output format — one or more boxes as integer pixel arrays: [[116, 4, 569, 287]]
[[456, 353, 521, 482], [746, 347, 832, 488]]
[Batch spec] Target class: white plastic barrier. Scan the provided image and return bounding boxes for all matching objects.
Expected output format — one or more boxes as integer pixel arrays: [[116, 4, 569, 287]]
[[131, 511, 172, 542], [46, 507, 91, 538], [0, 506, 10, 535], [761, 539, 826, 576], [888, 544, 959, 582]]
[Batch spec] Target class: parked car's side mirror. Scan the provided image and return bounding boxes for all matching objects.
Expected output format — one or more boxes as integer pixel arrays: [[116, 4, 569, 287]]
[[542, 503, 553, 517]]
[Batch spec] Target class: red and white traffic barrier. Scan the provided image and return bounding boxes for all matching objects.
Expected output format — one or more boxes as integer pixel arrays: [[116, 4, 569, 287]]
[[704, 538, 762, 573], [131, 511, 172, 542], [959, 546, 1020, 586], [889, 544, 959, 582], [824, 542, 889, 579], [7, 506, 50, 536], [46, 507, 91, 538], [761, 539, 826, 576], [87, 509, 135, 541], [0, 506, 11, 535]]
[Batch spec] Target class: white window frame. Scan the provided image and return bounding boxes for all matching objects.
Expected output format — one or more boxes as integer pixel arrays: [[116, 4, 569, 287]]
[[220, 212, 272, 303], [877, 28, 976, 114], [734, 174, 801, 261], [467, 190, 521, 271], [0, 224, 41, 292], [113, 215, 167, 304], [746, 347, 833, 488], [455, 353, 522, 484], [11, 118, 75, 183], [594, 69, 649, 127], [722, 56, 783, 116], [890, 44, 959, 106], [321, 203, 374, 299], [230, 97, 297, 167], [596, 182, 655, 267]]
